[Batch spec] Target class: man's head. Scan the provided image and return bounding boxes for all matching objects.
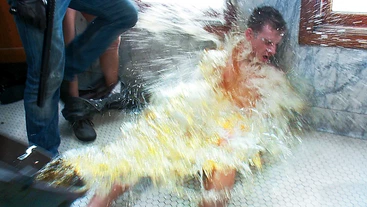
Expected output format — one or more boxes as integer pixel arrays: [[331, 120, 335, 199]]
[[245, 6, 286, 62]]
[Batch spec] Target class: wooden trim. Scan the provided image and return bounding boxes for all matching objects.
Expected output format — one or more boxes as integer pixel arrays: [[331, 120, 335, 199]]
[[0, 1, 26, 63], [299, 0, 367, 49], [0, 48, 26, 63], [323, 0, 367, 27]]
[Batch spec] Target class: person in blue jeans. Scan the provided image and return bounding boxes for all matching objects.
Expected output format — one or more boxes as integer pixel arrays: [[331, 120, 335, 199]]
[[8, 0, 138, 156]]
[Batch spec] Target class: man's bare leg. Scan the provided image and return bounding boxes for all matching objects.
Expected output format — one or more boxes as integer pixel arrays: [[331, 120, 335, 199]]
[[83, 13, 121, 90], [63, 9, 79, 97], [99, 37, 121, 88], [200, 168, 236, 207]]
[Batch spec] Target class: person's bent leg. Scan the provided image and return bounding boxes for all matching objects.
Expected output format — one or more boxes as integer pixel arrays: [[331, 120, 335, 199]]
[[77, 36, 121, 99], [100, 37, 121, 88], [201, 168, 236, 207], [68, 77, 80, 97], [63, 8, 78, 45], [9, 0, 70, 156], [64, 0, 138, 80], [63, 9, 80, 98], [82, 13, 121, 97], [62, 9, 96, 141]]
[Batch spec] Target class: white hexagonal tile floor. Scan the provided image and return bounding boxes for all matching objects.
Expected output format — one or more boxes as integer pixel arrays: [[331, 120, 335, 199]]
[[1, 100, 366, 207]]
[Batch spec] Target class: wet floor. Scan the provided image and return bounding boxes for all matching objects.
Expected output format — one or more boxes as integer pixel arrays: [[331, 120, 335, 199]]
[[0, 100, 366, 207]]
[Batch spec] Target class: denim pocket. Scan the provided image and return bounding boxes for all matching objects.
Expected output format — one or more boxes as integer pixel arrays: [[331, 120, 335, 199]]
[[13, 0, 47, 30]]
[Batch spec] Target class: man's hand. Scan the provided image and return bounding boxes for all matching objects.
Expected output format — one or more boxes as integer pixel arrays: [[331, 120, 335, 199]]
[[12, 0, 47, 30]]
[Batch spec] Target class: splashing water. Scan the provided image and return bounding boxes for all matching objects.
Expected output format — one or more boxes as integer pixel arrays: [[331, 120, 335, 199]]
[[36, 1, 309, 204]]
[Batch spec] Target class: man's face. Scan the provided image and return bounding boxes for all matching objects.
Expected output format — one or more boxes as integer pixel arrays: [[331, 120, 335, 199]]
[[245, 24, 284, 63]]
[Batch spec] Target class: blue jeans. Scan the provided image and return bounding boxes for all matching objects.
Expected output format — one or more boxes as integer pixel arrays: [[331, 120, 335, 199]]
[[9, 0, 138, 156]]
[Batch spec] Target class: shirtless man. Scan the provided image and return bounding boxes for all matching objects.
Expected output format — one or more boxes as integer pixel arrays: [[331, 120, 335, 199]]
[[201, 7, 286, 207], [88, 5, 287, 207]]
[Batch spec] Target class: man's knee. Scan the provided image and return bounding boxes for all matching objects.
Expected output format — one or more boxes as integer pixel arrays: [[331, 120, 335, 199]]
[[114, 1, 138, 28]]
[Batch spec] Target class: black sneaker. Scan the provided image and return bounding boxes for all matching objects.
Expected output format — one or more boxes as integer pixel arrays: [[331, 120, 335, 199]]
[[72, 119, 97, 142]]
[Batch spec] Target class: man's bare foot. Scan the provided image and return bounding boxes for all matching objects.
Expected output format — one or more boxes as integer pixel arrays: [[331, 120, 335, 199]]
[[203, 169, 236, 190], [200, 198, 229, 207], [88, 184, 129, 207], [200, 168, 236, 207]]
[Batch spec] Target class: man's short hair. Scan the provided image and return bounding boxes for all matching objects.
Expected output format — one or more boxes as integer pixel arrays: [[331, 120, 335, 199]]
[[247, 6, 286, 33]]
